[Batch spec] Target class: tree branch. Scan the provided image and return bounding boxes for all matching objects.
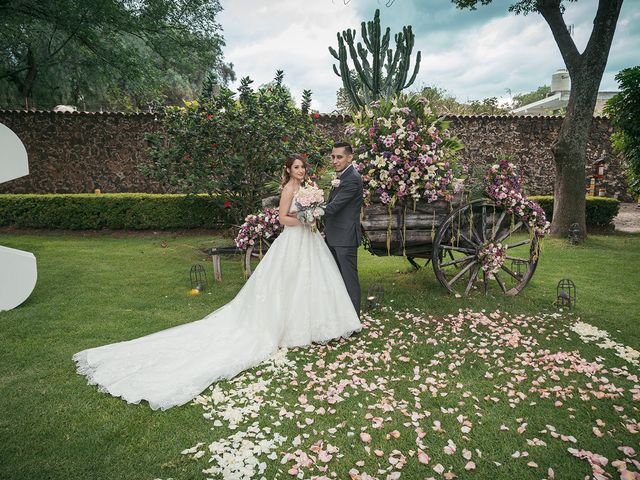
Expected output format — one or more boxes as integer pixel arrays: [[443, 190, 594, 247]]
[[582, 0, 624, 67], [537, 0, 581, 73]]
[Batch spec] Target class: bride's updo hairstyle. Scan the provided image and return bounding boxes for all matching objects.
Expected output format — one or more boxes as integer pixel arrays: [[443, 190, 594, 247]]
[[281, 154, 309, 188]]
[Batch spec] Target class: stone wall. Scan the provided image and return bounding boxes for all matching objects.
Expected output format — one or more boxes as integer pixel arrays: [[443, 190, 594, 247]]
[[0, 110, 628, 200], [0, 110, 172, 194], [444, 114, 626, 199]]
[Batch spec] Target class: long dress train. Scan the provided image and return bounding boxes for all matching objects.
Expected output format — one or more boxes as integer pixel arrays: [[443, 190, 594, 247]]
[[73, 216, 361, 410]]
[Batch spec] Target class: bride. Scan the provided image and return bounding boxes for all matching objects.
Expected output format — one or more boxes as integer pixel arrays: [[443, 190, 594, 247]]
[[73, 155, 361, 410]]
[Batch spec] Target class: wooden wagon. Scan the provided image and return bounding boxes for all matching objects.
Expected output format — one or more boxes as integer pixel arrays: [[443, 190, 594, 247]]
[[243, 194, 541, 296], [361, 195, 541, 296]]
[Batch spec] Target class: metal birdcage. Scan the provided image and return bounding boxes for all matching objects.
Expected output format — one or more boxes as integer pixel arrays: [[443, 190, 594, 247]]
[[556, 279, 576, 309], [366, 283, 385, 310], [190, 264, 209, 292], [568, 223, 582, 244], [510, 258, 528, 279]]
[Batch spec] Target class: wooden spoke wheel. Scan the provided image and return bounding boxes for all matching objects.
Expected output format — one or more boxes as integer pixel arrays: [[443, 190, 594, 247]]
[[244, 239, 272, 277], [432, 199, 540, 296]]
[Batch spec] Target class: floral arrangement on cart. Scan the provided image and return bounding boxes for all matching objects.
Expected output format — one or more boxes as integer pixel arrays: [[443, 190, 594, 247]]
[[348, 94, 549, 296], [236, 94, 549, 295]]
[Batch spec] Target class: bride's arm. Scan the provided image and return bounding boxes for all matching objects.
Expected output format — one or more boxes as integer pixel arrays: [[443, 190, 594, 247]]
[[278, 185, 301, 226]]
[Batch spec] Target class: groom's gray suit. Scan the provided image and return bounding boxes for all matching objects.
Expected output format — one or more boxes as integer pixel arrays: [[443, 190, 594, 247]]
[[324, 164, 363, 316]]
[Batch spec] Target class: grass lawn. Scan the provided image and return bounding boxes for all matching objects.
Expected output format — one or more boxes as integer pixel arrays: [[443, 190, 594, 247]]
[[0, 230, 638, 480]]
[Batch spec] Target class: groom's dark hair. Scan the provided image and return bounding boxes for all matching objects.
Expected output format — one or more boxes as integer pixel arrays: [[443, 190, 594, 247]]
[[333, 141, 353, 154]]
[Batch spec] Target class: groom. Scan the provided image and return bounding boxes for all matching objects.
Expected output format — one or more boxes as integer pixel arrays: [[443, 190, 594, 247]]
[[323, 142, 363, 316]]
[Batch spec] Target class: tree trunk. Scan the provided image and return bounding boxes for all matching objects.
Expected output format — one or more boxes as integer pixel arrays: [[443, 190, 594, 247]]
[[550, 69, 599, 239], [540, 0, 624, 240]]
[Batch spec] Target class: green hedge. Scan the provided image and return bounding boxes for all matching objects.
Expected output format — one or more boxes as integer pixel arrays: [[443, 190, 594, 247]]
[[529, 196, 620, 227], [0, 193, 620, 231], [0, 194, 235, 230]]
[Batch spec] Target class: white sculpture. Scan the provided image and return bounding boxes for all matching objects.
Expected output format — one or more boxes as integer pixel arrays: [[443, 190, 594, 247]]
[[0, 122, 37, 311]]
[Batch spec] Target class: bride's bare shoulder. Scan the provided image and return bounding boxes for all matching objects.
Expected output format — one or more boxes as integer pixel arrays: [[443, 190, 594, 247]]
[[281, 183, 295, 197]]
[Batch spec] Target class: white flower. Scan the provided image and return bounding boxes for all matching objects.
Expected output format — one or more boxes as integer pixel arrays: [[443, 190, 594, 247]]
[[331, 179, 341, 188]]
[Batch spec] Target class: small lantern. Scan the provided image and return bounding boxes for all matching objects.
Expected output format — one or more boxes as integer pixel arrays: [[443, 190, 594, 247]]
[[556, 279, 576, 309], [190, 264, 209, 292], [367, 283, 384, 310], [510, 259, 527, 279], [594, 158, 606, 178], [568, 223, 582, 244]]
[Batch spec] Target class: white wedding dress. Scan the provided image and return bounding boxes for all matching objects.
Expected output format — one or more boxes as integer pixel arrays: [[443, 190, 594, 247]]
[[73, 197, 361, 410]]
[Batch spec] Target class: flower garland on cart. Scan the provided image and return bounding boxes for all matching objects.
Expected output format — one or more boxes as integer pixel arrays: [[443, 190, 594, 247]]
[[235, 207, 282, 253], [479, 159, 551, 273]]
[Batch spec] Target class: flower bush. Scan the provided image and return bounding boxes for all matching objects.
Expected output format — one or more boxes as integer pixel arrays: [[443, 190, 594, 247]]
[[484, 159, 550, 236], [143, 71, 330, 223], [234, 207, 282, 251], [346, 95, 464, 206]]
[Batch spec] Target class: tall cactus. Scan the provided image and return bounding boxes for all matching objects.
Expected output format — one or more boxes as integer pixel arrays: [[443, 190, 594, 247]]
[[329, 9, 421, 110]]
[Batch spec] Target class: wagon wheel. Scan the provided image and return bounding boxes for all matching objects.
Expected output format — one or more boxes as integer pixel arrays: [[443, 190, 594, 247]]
[[244, 238, 272, 277], [432, 199, 540, 296]]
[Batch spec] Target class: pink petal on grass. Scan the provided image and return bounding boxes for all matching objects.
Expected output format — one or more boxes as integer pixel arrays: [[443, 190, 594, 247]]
[[465, 461, 476, 470], [619, 446, 636, 457], [418, 450, 430, 465], [318, 451, 333, 463], [360, 432, 372, 443], [433, 464, 445, 474]]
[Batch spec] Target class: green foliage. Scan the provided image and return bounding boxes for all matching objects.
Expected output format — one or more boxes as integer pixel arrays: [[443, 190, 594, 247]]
[[329, 9, 421, 109], [529, 196, 620, 228], [604, 66, 640, 197], [0, 0, 234, 111], [511, 85, 551, 108], [142, 71, 330, 222], [415, 86, 510, 115], [0, 194, 235, 229], [452, 0, 577, 15]]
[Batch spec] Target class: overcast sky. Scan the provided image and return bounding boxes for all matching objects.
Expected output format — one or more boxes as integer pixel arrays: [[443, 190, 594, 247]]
[[219, 0, 639, 113]]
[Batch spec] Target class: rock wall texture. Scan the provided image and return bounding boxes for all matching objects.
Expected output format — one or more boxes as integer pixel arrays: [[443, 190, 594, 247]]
[[0, 110, 628, 200]]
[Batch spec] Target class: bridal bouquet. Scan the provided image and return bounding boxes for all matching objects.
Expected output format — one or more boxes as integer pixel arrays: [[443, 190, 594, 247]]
[[295, 183, 325, 231]]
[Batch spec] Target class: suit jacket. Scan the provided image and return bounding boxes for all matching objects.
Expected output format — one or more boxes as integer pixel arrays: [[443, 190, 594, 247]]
[[324, 165, 363, 247]]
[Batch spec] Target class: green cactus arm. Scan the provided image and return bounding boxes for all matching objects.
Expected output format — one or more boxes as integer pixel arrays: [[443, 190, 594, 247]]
[[392, 29, 413, 92], [345, 30, 374, 92], [361, 16, 373, 51], [404, 51, 421, 89], [383, 45, 402, 92], [335, 32, 364, 108]]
